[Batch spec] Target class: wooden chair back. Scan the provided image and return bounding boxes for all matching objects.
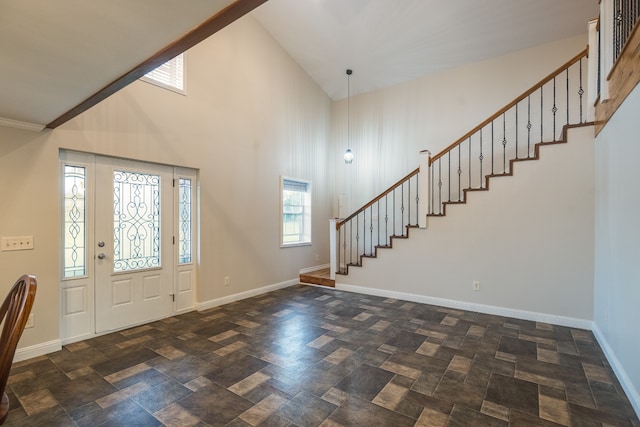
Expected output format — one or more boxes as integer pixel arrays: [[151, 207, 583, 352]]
[[0, 275, 37, 424]]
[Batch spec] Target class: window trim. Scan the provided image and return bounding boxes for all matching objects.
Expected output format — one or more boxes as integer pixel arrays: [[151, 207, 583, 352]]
[[280, 176, 312, 248]]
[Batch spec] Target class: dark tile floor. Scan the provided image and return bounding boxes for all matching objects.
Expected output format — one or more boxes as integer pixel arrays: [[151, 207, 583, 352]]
[[5, 285, 639, 426]]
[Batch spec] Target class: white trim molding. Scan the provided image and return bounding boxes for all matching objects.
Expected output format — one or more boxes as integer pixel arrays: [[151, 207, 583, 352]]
[[592, 324, 640, 418], [335, 283, 593, 330], [14, 339, 62, 363], [196, 279, 298, 312], [0, 117, 46, 132]]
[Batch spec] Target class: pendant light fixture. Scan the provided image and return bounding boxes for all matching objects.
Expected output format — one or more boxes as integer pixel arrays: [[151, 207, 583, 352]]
[[344, 69, 354, 164]]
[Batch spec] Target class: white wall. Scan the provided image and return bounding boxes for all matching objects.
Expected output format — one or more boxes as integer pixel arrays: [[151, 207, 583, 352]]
[[339, 126, 595, 324], [0, 15, 332, 351], [332, 35, 587, 214], [594, 84, 640, 413]]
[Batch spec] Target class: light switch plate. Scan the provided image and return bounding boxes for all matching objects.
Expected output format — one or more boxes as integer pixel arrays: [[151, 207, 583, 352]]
[[1, 236, 34, 251]]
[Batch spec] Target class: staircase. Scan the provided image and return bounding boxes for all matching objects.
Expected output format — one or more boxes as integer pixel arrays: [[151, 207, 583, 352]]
[[332, 49, 591, 277]]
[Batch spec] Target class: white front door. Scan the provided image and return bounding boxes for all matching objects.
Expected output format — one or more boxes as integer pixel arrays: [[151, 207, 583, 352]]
[[94, 157, 174, 333], [60, 152, 197, 342]]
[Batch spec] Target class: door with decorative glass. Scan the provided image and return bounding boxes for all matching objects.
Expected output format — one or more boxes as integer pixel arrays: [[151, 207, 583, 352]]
[[60, 152, 196, 341], [94, 157, 174, 332]]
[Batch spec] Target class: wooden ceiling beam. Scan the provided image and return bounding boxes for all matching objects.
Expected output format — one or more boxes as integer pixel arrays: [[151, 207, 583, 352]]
[[46, 0, 268, 129]]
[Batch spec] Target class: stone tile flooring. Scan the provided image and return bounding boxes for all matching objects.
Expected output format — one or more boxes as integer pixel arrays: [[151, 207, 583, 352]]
[[5, 285, 639, 426]]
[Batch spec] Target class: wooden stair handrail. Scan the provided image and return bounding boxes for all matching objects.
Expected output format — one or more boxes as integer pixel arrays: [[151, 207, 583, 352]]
[[336, 167, 420, 229], [430, 48, 588, 164]]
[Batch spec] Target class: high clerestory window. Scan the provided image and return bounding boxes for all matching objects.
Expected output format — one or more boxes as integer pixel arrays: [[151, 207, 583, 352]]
[[142, 53, 185, 94]]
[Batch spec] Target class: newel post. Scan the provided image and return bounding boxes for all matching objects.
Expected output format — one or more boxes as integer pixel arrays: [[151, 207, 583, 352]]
[[418, 150, 431, 229], [329, 218, 339, 280]]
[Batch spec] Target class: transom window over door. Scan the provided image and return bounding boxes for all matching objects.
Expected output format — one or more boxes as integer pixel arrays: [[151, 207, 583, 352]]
[[280, 177, 312, 247]]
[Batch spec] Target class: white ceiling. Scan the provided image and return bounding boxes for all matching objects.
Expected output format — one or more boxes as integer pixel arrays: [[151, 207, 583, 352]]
[[0, 0, 599, 130], [251, 0, 599, 100]]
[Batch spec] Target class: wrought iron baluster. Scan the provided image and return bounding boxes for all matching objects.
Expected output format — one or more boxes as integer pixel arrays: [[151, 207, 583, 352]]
[[479, 128, 484, 187], [448, 151, 451, 202], [377, 201, 380, 247], [415, 173, 419, 226], [362, 210, 366, 257], [369, 206, 373, 256], [515, 104, 519, 159], [457, 144, 462, 201], [408, 177, 411, 226], [527, 95, 532, 157], [468, 136, 472, 188], [437, 158, 442, 214], [491, 121, 494, 175], [385, 194, 389, 245], [393, 189, 396, 235], [349, 221, 353, 266], [355, 216, 360, 264], [540, 86, 544, 143], [337, 224, 341, 273], [566, 68, 570, 126], [579, 58, 584, 123], [401, 183, 405, 235], [502, 113, 507, 173], [615, 0, 621, 60], [430, 164, 434, 215], [552, 77, 557, 140]]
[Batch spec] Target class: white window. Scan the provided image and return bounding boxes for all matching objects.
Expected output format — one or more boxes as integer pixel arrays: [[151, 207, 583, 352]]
[[62, 164, 87, 278], [281, 177, 312, 247], [142, 53, 185, 94], [177, 177, 193, 264]]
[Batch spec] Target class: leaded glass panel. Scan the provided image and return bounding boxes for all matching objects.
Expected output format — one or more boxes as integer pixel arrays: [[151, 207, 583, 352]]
[[113, 170, 161, 272], [63, 165, 86, 277], [178, 178, 192, 264]]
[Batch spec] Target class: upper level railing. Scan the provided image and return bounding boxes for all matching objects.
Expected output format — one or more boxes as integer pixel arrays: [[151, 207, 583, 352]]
[[594, 0, 640, 133], [613, 0, 640, 62]]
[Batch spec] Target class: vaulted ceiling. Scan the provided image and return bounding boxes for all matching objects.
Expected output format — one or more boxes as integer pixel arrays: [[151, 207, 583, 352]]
[[0, 0, 598, 131]]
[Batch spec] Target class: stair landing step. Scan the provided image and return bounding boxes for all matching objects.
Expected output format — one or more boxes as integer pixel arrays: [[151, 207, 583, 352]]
[[299, 268, 335, 288]]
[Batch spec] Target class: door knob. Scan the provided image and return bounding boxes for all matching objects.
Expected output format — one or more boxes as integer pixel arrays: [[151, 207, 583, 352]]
[[97, 253, 106, 260], [98, 241, 105, 247]]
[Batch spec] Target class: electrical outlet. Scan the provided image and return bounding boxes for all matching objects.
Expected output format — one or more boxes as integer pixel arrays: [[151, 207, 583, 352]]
[[473, 281, 480, 291], [26, 313, 34, 328], [224, 276, 230, 286]]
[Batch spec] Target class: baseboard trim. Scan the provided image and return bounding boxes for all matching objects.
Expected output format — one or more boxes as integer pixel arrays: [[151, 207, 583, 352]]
[[335, 283, 593, 330], [14, 339, 62, 363], [196, 279, 298, 311], [299, 264, 330, 274], [592, 323, 640, 418]]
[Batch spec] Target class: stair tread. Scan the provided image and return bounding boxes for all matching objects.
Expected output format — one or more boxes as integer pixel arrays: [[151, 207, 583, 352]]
[[299, 268, 335, 288]]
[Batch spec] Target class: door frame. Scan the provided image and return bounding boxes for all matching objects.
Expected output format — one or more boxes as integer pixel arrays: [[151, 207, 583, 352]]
[[59, 151, 197, 344]]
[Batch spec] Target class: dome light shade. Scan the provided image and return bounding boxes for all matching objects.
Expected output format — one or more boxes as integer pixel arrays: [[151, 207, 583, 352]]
[[344, 148, 354, 164]]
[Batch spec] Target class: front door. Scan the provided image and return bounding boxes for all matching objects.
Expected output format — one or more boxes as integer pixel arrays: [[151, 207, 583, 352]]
[[60, 151, 197, 342], [94, 157, 174, 333]]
